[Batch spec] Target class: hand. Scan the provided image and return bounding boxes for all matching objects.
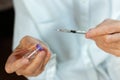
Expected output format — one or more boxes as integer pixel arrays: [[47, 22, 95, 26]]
[[5, 36, 51, 77], [86, 19, 120, 56]]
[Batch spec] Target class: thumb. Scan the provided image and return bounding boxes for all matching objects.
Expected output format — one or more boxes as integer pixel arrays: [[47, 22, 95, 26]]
[[86, 27, 109, 38]]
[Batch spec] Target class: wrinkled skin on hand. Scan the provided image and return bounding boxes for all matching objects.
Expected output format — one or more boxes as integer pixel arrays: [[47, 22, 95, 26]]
[[5, 36, 51, 77], [86, 19, 120, 56]]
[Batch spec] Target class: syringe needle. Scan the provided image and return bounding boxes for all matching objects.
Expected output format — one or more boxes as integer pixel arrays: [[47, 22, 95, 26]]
[[57, 29, 86, 34]]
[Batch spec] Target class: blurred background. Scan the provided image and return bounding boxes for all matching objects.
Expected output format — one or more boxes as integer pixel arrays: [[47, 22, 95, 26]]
[[0, 0, 27, 80]]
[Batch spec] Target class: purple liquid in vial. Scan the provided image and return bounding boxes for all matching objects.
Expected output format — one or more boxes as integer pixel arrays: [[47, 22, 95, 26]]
[[36, 44, 44, 51]]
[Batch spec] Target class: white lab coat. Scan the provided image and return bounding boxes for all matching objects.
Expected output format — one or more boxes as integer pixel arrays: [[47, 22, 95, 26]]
[[13, 0, 120, 80]]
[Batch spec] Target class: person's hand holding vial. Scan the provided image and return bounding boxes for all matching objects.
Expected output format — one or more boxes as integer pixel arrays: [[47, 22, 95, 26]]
[[5, 36, 51, 77]]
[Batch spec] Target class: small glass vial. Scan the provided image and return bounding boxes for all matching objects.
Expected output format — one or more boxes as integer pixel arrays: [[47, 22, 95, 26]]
[[24, 44, 43, 60]]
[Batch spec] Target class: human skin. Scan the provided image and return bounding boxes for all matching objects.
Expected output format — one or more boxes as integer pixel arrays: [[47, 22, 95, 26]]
[[5, 36, 51, 77], [86, 19, 120, 56]]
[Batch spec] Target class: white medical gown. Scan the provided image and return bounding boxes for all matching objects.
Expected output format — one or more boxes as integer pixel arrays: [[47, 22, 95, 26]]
[[13, 0, 120, 80]]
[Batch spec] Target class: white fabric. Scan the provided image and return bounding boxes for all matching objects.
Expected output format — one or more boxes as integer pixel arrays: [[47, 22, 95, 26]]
[[13, 0, 120, 80]]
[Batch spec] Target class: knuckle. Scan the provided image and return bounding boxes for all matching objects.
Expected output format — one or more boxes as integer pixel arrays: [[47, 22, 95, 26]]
[[21, 36, 29, 41], [20, 35, 32, 43], [23, 35, 31, 40]]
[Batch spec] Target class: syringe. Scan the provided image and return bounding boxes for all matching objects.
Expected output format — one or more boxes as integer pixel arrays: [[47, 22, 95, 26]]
[[56, 29, 86, 34]]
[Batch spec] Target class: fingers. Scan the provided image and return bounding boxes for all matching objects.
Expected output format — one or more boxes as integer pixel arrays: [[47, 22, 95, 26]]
[[106, 33, 120, 43], [15, 51, 51, 77], [90, 33, 120, 43], [33, 51, 51, 76], [43, 52, 51, 66], [6, 51, 51, 77], [86, 26, 112, 38], [19, 36, 41, 49], [86, 19, 120, 38], [32, 64, 45, 76], [5, 35, 51, 77], [5, 58, 29, 73], [23, 51, 46, 74], [28, 52, 51, 77]]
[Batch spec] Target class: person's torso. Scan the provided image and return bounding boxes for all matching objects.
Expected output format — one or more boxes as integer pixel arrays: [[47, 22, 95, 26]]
[[21, 0, 120, 80]]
